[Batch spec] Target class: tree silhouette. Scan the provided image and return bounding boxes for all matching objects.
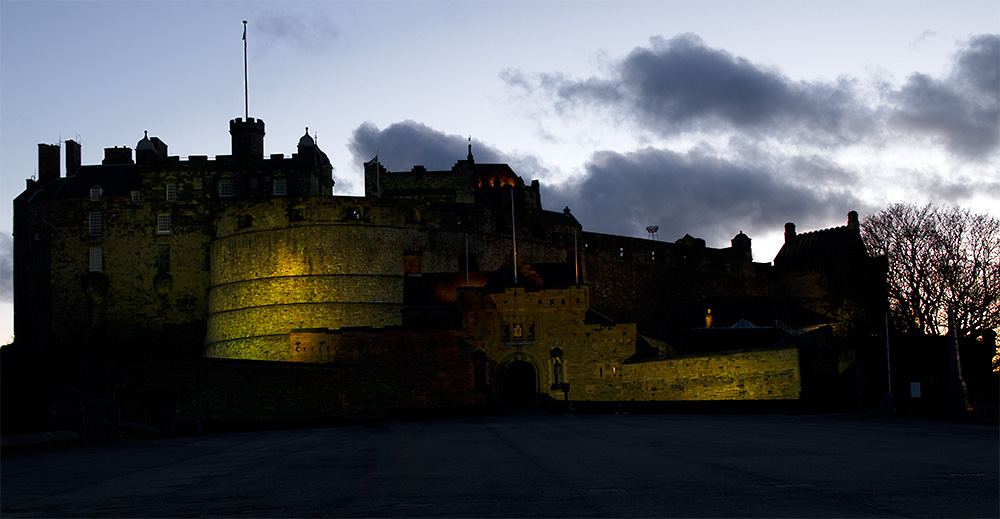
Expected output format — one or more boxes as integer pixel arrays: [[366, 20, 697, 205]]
[[861, 203, 1000, 342]]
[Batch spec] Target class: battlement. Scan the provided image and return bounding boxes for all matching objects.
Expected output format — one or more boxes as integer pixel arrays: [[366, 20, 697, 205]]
[[230, 117, 266, 158]]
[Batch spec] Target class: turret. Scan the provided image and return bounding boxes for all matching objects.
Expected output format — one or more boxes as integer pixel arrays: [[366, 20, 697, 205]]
[[847, 210, 859, 232], [230, 117, 265, 158], [731, 231, 752, 261]]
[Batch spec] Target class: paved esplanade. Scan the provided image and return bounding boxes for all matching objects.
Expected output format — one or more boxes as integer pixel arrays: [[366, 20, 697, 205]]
[[2, 414, 997, 517]]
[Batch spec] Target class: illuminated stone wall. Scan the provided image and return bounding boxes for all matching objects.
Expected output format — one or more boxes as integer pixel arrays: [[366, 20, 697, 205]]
[[205, 196, 579, 360], [622, 347, 801, 401], [459, 285, 636, 402]]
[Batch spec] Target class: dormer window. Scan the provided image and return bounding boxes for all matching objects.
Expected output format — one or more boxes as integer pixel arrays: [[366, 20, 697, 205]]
[[131, 190, 142, 202], [218, 179, 233, 198], [273, 177, 287, 196], [90, 186, 102, 202], [166, 184, 177, 202]]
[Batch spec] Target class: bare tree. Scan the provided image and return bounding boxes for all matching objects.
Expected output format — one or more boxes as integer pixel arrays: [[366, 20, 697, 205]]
[[861, 203, 1000, 339]]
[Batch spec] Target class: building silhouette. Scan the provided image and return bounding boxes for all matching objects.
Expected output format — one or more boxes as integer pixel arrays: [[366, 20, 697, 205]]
[[7, 116, 886, 435]]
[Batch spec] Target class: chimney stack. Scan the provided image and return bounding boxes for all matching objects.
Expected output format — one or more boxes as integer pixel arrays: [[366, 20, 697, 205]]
[[784, 222, 796, 243], [37, 143, 60, 183], [65, 139, 81, 176]]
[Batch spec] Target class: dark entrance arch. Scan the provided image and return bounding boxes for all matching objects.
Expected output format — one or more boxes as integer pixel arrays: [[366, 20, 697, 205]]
[[502, 360, 537, 405]]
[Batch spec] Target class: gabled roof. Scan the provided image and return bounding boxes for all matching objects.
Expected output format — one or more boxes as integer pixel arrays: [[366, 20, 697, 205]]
[[773, 224, 868, 272]]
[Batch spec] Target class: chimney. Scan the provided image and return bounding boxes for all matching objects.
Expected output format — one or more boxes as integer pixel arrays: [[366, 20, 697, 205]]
[[102, 146, 134, 165], [37, 143, 60, 183], [847, 210, 859, 231], [65, 139, 81, 176], [784, 222, 796, 243]]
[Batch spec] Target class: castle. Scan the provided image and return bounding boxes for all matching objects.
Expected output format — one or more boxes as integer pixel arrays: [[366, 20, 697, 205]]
[[8, 116, 886, 433]]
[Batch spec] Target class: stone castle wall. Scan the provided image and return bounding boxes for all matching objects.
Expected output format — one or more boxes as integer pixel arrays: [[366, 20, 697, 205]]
[[622, 347, 801, 401], [579, 231, 769, 326], [205, 196, 578, 361]]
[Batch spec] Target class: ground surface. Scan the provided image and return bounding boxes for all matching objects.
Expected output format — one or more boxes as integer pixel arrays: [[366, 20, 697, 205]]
[[2, 413, 997, 517]]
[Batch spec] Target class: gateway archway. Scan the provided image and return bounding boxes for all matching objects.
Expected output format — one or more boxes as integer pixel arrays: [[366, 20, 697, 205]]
[[501, 360, 537, 405]]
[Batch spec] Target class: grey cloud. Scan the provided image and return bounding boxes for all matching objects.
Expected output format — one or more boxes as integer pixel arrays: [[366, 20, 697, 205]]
[[0, 231, 11, 303], [507, 34, 873, 146], [253, 12, 338, 54], [890, 34, 998, 159], [546, 147, 856, 247], [348, 120, 516, 172]]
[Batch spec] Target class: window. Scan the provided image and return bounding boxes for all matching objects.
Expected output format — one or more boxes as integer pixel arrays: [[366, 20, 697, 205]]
[[90, 186, 102, 202], [273, 177, 287, 196], [218, 179, 233, 197], [157, 214, 171, 235], [131, 190, 142, 202], [89, 212, 103, 236], [89, 247, 103, 272], [166, 184, 177, 202], [157, 245, 170, 272]]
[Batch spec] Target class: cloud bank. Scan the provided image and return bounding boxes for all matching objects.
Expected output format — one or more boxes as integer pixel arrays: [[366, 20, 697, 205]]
[[346, 34, 998, 248]]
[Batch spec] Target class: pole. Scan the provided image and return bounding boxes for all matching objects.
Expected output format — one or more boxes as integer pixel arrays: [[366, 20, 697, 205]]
[[511, 188, 517, 284], [243, 20, 249, 120], [573, 229, 579, 284], [885, 312, 893, 410], [465, 234, 470, 286]]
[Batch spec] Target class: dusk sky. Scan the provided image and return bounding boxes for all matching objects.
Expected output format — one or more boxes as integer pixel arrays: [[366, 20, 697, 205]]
[[1, 1, 997, 345]]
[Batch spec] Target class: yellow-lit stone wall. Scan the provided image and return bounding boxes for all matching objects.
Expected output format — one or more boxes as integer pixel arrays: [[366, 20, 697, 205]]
[[622, 347, 801, 401], [205, 196, 577, 361], [460, 285, 636, 402]]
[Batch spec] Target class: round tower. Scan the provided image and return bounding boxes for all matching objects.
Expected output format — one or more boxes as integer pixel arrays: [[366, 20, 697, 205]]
[[230, 117, 265, 158]]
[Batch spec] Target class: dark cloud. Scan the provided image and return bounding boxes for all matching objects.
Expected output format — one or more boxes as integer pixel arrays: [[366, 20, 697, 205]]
[[505, 34, 874, 147], [545, 147, 857, 247], [891, 34, 999, 159], [0, 231, 11, 303], [347, 120, 548, 179]]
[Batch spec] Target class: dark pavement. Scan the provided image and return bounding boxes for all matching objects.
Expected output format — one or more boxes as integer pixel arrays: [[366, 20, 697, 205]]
[[2, 413, 997, 517]]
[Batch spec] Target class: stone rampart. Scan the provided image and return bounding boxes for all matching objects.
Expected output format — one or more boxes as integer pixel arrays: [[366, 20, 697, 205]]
[[622, 347, 801, 401]]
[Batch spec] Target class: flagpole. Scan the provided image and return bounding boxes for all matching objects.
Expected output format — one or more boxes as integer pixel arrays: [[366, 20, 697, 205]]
[[511, 188, 517, 284], [243, 20, 249, 120]]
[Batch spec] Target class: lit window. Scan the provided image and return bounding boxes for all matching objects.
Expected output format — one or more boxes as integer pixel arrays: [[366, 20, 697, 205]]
[[157, 245, 170, 272], [273, 177, 287, 196], [166, 184, 177, 202], [157, 214, 171, 235], [218, 179, 233, 197], [131, 190, 141, 202], [89, 247, 103, 272], [90, 186, 102, 202], [89, 212, 103, 236]]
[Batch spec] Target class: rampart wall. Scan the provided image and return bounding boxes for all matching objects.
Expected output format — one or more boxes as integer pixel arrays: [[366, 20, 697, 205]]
[[622, 347, 801, 401]]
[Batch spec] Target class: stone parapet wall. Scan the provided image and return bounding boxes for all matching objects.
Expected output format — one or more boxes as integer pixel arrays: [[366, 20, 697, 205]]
[[622, 347, 801, 401]]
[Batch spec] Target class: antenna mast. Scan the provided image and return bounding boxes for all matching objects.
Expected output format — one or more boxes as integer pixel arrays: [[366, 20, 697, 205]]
[[243, 20, 249, 119]]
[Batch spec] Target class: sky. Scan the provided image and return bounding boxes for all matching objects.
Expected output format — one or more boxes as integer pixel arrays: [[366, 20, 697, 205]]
[[1, 0, 998, 346]]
